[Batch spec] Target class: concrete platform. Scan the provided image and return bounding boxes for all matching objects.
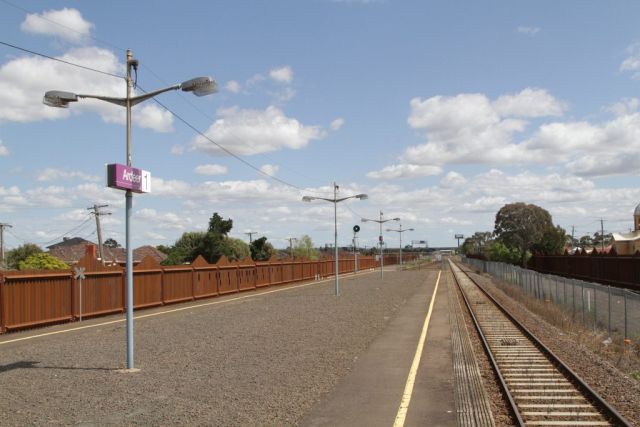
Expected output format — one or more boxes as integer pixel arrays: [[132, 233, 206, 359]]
[[301, 268, 457, 427]]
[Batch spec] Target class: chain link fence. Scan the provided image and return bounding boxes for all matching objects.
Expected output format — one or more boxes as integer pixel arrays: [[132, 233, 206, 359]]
[[461, 257, 640, 342]]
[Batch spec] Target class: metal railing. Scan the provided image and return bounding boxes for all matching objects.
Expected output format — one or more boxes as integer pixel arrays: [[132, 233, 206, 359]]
[[461, 257, 640, 342]]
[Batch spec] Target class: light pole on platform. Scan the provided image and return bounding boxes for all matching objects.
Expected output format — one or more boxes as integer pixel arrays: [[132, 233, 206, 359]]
[[302, 183, 367, 296], [44, 49, 217, 370], [386, 223, 414, 266], [361, 211, 399, 279]]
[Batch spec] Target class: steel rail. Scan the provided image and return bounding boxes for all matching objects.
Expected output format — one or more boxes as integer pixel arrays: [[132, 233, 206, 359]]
[[450, 260, 632, 427]]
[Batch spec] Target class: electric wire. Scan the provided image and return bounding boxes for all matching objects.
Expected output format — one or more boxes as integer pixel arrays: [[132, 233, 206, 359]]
[[39, 216, 93, 247], [0, 40, 124, 79], [0, 0, 127, 53], [147, 93, 337, 196]]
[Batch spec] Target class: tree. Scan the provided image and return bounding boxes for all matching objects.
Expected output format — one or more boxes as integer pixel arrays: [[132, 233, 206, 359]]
[[532, 225, 567, 255], [104, 238, 120, 248], [488, 241, 521, 265], [292, 235, 320, 260], [5, 243, 42, 270], [161, 231, 206, 265], [250, 236, 275, 261], [494, 203, 557, 266], [19, 253, 69, 270], [461, 232, 493, 257], [578, 234, 593, 248], [226, 237, 250, 261]]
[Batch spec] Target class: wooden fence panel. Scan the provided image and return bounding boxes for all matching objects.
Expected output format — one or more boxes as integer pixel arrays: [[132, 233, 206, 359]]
[[162, 267, 194, 304], [238, 258, 256, 291], [1, 270, 73, 330], [255, 263, 271, 287]]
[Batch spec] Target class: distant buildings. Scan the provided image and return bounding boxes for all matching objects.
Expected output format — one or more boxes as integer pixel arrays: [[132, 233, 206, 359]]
[[612, 204, 640, 255], [47, 237, 167, 265]]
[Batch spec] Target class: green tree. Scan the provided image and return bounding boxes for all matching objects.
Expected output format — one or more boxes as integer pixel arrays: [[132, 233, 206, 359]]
[[494, 202, 556, 266], [532, 225, 567, 255], [488, 241, 521, 265], [192, 212, 235, 263], [250, 236, 275, 261], [592, 232, 613, 251], [104, 238, 120, 248], [578, 234, 593, 248], [161, 231, 206, 265], [19, 253, 69, 270], [460, 232, 493, 257], [226, 237, 250, 261], [292, 235, 320, 260], [5, 243, 42, 270]]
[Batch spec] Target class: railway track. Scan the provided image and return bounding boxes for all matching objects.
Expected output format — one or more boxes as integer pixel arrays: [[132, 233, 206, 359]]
[[449, 260, 632, 427]]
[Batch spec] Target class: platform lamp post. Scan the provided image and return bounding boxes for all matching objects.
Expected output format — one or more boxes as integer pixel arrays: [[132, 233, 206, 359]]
[[362, 211, 399, 279], [43, 49, 217, 370], [386, 223, 414, 266], [302, 183, 367, 296]]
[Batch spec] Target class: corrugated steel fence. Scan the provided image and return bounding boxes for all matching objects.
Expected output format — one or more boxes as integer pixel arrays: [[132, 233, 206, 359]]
[[528, 254, 640, 291], [0, 252, 411, 333]]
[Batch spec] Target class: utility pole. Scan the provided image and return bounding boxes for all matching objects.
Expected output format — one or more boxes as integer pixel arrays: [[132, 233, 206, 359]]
[[288, 237, 297, 259], [600, 219, 605, 252], [244, 231, 257, 244], [87, 204, 110, 264], [0, 222, 12, 268], [571, 225, 575, 248]]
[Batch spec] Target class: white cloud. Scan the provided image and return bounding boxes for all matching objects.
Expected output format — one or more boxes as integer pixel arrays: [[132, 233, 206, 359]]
[[269, 66, 293, 83], [620, 43, 640, 79], [225, 80, 241, 93], [145, 231, 167, 240], [367, 163, 442, 179], [0, 47, 173, 132], [21, 8, 94, 43], [259, 164, 280, 176], [36, 168, 100, 182], [517, 26, 540, 36], [330, 118, 345, 131], [0, 140, 8, 156], [191, 106, 325, 156], [439, 171, 467, 188], [171, 145, 185, 155], [194, 164, 228, 176], [493, 88, 566, 118]]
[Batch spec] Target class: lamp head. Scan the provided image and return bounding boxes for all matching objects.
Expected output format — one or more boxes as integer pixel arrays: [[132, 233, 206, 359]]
[[180, 76, 218, 96], [392, 217, 400, 221], [355, 194, 368, 200], [361, 218, 368, 223], [43, 90, 78, 108], [302, 196, 314, 202]]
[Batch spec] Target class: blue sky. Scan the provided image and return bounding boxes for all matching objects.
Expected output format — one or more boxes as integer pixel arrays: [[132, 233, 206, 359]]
[[2, 0, 640, 252]]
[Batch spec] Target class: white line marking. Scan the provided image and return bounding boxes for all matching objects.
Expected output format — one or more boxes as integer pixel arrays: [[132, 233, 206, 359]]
[[393, 269, 441, 427], [0, 270, 377, 345]]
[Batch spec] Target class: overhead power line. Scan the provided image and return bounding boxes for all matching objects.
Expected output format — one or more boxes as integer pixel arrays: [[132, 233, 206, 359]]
[[0, 0, 127, 52], [0, 40, 125, 79]]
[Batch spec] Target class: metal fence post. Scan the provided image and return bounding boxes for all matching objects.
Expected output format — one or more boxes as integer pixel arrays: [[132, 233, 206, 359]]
[[593, 287, 597, 333], [581, 283, 585, 327], [624, 290, 628, 340], [607, 285, 611, 338]]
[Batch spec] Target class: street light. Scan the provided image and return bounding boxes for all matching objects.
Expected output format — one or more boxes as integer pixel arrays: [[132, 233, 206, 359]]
[[386, 223, 414, 266], [44, 49, 217, 370], [302, 183, 367, 296], [362, 211, 399, 279]]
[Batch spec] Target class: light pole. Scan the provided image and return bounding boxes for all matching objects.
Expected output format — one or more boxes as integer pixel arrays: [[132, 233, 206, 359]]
[[44, 49, 217, 370], [362, 211, 399, 279], [302, 183, 367, 295], [386, 223, 414, 266]]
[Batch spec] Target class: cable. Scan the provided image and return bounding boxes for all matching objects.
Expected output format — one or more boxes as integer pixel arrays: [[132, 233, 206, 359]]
[[147, 94, 336, 196], [40, 216, 93, 247], [0, 40, 124, 79], [0, 0, 127, 52]]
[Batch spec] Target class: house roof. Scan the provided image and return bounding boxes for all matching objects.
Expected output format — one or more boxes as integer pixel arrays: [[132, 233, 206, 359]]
[[612, 231, 640, 242], [133, 245, 168, 263], [46, 237, 93, 250]]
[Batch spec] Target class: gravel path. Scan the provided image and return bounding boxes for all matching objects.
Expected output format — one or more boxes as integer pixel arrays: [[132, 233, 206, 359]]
[[459, 264, 640, 426], [0, 269, 428, 426]]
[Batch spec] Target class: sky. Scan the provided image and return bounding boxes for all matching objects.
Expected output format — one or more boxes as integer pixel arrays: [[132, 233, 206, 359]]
[[2, 0, 640, 252]]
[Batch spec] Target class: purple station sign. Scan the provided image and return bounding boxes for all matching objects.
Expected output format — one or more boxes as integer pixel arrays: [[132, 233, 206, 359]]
[[106, 163, 151, 193]]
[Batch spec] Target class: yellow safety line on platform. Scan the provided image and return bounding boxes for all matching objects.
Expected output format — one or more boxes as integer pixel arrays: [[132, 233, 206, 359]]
[[0, 269, 378, 346], [393, 269, 441, 427]]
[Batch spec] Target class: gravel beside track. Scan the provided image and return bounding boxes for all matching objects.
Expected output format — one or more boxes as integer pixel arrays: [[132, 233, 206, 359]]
[[460, 264, 640, 426], [0, 269, 428, 426]]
